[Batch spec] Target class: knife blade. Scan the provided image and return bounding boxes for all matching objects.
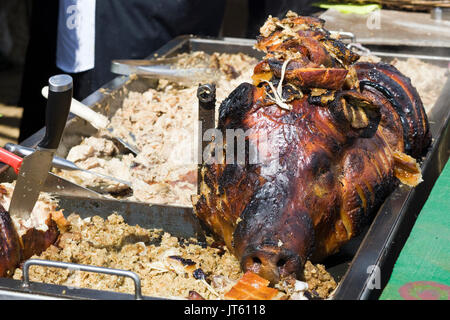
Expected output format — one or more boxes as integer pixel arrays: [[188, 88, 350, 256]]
[[9, 75, 73, 220]]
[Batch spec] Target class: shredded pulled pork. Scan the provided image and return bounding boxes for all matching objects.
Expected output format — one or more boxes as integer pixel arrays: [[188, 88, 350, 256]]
[[13, 213, 242, 300]]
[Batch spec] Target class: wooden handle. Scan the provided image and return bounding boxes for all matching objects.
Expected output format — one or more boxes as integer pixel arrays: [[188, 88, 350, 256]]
[[42, 86, 109, 130]]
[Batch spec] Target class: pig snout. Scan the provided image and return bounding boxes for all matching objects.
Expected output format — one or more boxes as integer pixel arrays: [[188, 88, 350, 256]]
[[241, 244, 303, 284]]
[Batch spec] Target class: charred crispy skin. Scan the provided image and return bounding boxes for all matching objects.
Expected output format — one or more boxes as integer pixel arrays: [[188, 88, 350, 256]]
[[0, 212, 60, 277], [224, 271, 281, 300], [20, 218, 60, 261], [356, 62, 431, 158], [0, 205, 21, 277], [193, 12, 431, 284], [195, 86, 397, 281], [280, 66, 348, 90]]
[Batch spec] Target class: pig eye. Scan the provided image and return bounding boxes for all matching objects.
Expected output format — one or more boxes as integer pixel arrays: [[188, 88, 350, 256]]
[[276, 258, 287, 268], [310, 151, 331, 177], [316, 166, 329, 176]]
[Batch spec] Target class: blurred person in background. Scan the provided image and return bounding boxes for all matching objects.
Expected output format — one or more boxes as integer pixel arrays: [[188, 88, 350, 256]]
[[0, 0, 14, 70], [18, 0, 226, 141]]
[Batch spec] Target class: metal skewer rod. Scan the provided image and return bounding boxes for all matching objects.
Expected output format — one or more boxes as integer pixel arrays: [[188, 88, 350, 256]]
[[197, 83, 216, 195]]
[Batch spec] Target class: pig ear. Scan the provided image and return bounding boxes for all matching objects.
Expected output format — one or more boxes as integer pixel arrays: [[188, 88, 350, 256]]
[[218, 82, 256, 130], [355, 62, 431, 159], [328, 90, 381, 139]]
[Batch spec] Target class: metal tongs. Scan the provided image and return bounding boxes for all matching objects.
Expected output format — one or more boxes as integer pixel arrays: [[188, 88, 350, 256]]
[[112, 32, 355, 85], [0, 146, 104, 199], [4, 143, 132, 187], [111, 58, 221, 85]]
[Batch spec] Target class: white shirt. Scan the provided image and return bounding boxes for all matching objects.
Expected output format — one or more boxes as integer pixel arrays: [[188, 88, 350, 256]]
[[56, 0, 96, 73]]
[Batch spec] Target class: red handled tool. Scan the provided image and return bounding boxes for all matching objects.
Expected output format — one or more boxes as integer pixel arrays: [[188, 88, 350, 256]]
[[0, 147, 23, 174]]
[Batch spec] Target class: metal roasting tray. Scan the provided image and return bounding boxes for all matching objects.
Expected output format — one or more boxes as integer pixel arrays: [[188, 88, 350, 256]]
[[0, 35, 449, 300]]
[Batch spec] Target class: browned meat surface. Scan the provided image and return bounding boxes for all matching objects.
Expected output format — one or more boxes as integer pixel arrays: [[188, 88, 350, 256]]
[[193, 12, 431, 284], [56, 54, 444, 207], [0, 205, 21, 277], [0, 183, 66, 277]]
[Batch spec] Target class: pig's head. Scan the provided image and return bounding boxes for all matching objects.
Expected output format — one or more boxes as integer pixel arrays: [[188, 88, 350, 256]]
[[194, 12, 395, 285], [226, 83, 382, 284]]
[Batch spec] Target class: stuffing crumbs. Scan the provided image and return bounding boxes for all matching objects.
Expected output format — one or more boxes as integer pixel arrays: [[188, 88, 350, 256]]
[[13, 213, 336, 300], [58, 52, 258, 206]]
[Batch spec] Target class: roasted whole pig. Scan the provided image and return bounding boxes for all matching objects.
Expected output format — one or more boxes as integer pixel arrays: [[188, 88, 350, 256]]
[[0, 184, 65, 277], [193, 12, 431, 284]]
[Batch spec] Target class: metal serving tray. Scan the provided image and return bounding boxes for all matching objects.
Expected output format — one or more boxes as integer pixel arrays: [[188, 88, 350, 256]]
[[0, 36, 449, 300]]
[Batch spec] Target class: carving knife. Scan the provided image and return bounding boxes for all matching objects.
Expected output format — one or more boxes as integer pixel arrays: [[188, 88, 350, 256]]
[[8, 75, 73, 219]]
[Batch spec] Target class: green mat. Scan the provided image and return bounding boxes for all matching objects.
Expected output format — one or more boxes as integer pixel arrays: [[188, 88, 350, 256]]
[[313, 3, 381, 15], [380, 159, 450, 300]]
